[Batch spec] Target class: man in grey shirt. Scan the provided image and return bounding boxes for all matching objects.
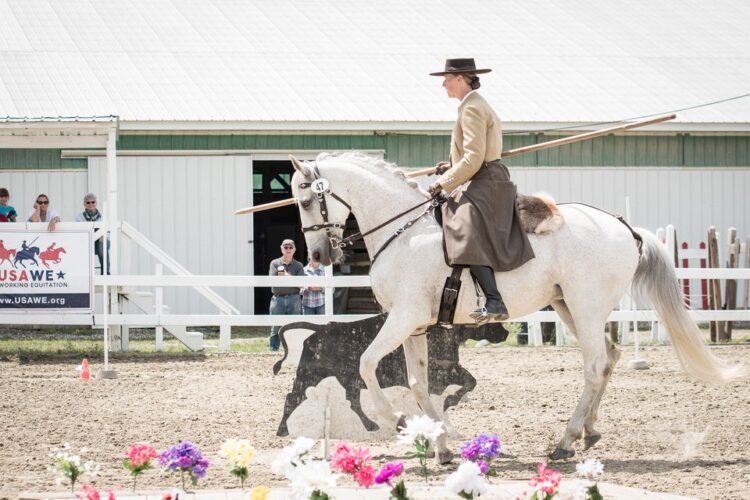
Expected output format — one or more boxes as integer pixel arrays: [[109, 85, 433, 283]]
[[268, 238, 305, 351]]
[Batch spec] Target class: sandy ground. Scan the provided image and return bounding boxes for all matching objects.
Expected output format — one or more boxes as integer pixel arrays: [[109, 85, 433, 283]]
[[1, 345, 749, 500]]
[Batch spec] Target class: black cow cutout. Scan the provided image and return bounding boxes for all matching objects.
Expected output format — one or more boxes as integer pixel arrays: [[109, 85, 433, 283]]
[[273, 314, 508, 436]]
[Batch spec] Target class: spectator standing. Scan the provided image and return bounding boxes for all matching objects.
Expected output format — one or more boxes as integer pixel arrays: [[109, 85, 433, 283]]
[[0, 188, 17, 222], [302, 256, 326, 315], [268, 238, 305, 351], [27, 193, 60, 232], [75, 193, 110, 274]]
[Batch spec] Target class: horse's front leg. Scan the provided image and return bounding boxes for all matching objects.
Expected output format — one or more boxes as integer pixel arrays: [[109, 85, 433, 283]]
[[359, 309, 427, 431], [403, 334, 453, 464]]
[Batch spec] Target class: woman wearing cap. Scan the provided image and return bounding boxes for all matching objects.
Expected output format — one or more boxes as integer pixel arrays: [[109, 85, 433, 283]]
[[428, 58, 534, 323]]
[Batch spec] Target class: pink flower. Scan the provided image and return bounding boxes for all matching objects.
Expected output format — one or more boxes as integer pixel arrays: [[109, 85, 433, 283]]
[[374, 462, 404, 487], [78, 485, 100, 500], [353, 465, 376, 488], [330, 443, 357, 474], [528, 463, 562, 496], [126, 444, 158, 468], [330, 441, 376, 488]]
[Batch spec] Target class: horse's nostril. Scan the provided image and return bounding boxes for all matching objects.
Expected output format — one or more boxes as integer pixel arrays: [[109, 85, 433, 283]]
[[312, 250, 321, 260]]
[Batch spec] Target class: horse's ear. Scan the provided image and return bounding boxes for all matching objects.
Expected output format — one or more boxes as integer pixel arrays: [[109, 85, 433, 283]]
[[289, 155, 314, 178]]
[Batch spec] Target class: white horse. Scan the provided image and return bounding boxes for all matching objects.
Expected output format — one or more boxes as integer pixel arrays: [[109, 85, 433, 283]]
[[289, 152, 745, 462]]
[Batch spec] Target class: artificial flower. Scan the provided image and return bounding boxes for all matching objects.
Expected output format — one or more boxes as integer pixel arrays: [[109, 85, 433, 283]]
[[287, 459, 338, 500], [48, 443, 100, 493], [445, 461, 488, 499], [219, 438, 256, 488], [271, 437, 316, 478], [123, 443, 158, 491], [396, 415, 445, 445], [158, 441, 210, 490], [249, 485, 271, 500], [575, 459, 604, 480], [330, 441, 375, 488], [375, 463, 408, 500], [397, 415, 445, 479]]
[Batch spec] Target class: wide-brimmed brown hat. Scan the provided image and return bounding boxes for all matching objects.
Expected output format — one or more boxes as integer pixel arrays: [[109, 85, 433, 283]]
[[429, 58, 492, 76]]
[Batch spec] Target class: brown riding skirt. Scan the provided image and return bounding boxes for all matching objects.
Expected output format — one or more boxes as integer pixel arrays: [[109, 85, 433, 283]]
[[440, 160, 535, 272]]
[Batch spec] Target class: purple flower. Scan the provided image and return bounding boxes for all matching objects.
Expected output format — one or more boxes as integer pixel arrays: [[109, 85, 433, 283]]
[[374, 462, 404, 487], [460, 434, 501, 462], [476, 459, 490, 475], [159, 441, 210, 487], [460, 441, 482, 461]]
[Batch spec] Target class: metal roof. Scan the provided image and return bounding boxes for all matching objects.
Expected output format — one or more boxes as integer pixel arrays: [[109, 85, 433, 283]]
[[0, 0, 749, 130]]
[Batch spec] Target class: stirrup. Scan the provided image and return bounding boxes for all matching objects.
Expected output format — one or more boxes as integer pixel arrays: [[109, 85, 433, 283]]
[[470, 306, 489, 325]]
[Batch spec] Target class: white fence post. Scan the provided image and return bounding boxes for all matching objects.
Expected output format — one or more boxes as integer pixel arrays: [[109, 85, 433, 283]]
[[219, 324, 231, 352], [324, 265, 334, 316], [155, 264, 164, 352]]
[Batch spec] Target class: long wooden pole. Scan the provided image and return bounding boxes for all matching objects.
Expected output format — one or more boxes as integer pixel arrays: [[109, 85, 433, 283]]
[[406, 113, 676, 178], [234, 113, 676, 215]]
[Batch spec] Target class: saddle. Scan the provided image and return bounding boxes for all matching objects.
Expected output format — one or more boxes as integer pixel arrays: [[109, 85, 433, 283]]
[[436, 193, 565, 326]]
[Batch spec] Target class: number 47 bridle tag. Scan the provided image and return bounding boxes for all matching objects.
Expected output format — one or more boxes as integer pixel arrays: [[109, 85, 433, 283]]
[[311, 178, 330, 194]]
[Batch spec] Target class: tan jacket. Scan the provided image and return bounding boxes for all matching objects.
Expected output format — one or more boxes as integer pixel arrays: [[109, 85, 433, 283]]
[[436, 91, 503, 193]]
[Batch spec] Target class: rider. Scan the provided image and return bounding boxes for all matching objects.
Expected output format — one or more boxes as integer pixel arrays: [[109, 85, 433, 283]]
[[427, 58, 534, 323], [21, 240, 28, 252], [47, 242, 56, 252]]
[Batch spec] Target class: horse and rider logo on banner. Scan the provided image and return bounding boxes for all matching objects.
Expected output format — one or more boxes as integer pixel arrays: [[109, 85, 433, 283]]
[[0, 230, 93, 311]]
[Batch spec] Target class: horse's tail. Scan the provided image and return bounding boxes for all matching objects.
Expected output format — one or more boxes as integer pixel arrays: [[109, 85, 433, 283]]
[[631, 229, 747, 384]]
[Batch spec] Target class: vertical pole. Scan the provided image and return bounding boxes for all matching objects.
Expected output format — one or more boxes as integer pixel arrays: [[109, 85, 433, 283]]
[[102, 227, 110, 370], [708, 227, 724, 342], [699, 241, 708, 310], [681, 242, 690, 307], [155, 263, 164, 352], [743, 237, 750, 310], [106, 127, 118, 274], [324, 265, 334, 316], [726, 228, 737, 339]]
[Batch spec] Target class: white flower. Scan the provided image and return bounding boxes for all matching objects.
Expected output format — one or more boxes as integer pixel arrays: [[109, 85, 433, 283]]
[[271, 437, 316, 478], [396, 415, 445, 445], [288, 459, 338, 500], [557, 479, 588, 500], [445, 461, 487, 498], [575, 458, 604, 480]]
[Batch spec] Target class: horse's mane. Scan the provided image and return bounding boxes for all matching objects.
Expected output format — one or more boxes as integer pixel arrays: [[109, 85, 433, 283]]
[[316, 152, 423, 193]]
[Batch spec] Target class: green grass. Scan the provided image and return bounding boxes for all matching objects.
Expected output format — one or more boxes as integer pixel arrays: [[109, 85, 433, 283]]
[[0, 326, 273, 359]]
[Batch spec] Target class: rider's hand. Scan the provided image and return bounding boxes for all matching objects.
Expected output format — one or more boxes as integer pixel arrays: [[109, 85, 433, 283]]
[[434, 161, 450, 175], [428, 182, 443, 198]]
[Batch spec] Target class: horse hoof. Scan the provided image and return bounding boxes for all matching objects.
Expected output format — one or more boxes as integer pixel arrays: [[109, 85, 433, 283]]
[[548, 447, 575, 461], [584, 434, 601, 450], [437, 449, 453, 464], [396, 414, 407, 432]]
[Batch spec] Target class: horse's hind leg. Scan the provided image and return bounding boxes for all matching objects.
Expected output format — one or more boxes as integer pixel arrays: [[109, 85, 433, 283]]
[[550, 311, 611, 460], [554, 297, 623, 451], [582, 334, 621, 450], [403, 334, 452, 464]]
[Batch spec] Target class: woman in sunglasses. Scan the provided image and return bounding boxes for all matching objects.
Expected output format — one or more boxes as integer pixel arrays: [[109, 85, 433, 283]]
[[27, 193, 61, 232]]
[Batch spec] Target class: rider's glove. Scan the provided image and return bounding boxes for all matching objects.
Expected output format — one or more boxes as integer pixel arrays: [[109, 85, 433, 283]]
[[427, 182, 443, 198], [434, 161, 450, 176]]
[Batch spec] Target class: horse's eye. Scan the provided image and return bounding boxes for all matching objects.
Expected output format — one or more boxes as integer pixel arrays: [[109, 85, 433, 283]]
[[300, 197, 312, 210]]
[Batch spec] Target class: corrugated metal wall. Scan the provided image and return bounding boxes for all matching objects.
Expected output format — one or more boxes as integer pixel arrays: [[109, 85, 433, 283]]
[[510, 167, 750, 251], [0, 170, 87, 220], [89, 156, 253, 314], [3, 134, 750, 170]]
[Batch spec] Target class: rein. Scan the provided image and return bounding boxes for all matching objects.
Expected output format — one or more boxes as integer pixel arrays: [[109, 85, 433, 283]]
[[300, 165, 441, 264]]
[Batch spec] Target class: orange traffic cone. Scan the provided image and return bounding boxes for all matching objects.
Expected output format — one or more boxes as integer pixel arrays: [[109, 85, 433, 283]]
[[80, 358, 91, 381]]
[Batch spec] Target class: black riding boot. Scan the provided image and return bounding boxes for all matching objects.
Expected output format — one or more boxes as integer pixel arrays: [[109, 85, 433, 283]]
[[469, 265, 509, 322]]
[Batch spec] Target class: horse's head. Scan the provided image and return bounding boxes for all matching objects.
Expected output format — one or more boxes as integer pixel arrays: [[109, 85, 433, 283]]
[[290, 155, 350, 266]]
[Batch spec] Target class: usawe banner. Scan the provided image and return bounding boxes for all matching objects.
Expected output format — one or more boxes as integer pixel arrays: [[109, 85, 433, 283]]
[[0, 229, 93, 311]]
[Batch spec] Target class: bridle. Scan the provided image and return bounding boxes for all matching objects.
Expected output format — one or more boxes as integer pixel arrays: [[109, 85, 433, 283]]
[[299, 164, 441, 264]]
